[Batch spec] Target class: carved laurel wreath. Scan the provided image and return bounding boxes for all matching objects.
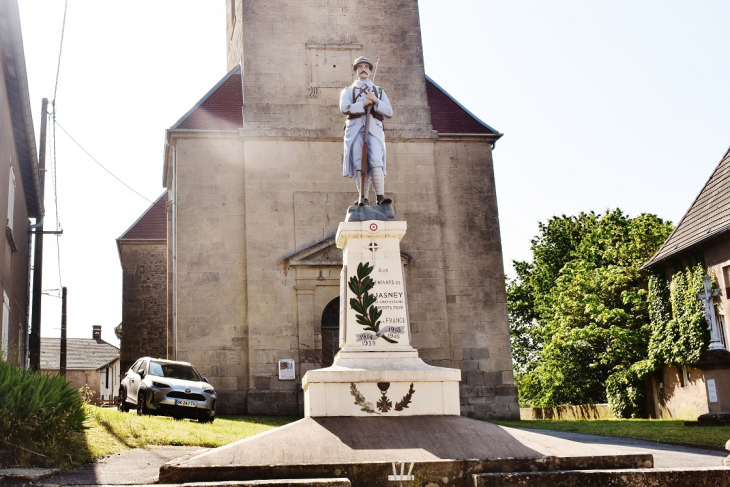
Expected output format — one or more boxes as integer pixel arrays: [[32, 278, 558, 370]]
[[348, 262, 397, 343], [350, 382, 415, 414]]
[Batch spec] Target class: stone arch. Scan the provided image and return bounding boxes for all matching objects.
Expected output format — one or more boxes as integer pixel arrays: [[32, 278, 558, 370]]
[[320, 297, 340, 367]]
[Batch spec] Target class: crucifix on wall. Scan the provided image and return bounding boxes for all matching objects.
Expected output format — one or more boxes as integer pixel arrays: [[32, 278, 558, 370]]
[[698, 274, 725, 351]]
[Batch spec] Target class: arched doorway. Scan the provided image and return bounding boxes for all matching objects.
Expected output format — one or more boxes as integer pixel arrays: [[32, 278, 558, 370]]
[[321, 297, 340, 367]]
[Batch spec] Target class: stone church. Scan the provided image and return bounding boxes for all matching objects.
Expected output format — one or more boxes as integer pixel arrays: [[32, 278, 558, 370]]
[[120, 0, 519, 418]]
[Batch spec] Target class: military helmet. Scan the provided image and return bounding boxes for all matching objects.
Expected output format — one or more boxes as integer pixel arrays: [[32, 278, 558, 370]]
[[352, 56, 374, 71]]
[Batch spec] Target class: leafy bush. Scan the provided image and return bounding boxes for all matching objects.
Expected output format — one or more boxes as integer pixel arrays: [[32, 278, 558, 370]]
[[0, 361, 87, 457]]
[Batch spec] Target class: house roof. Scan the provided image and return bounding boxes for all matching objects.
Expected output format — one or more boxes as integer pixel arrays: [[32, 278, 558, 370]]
[[118, 192, 168, 241], [425, 75, 499, 135], [172, 65, 243, 130], [0, 0, 43, 217], [643, 147, 730, 269], [171, 67, 498, 136], [40, 337, 119, 371]]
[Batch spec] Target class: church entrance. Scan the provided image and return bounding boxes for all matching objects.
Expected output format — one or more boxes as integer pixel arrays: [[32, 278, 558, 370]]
[[321, 297, 340, 367]]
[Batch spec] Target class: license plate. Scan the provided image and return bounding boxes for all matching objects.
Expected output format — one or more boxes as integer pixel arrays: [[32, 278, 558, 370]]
[[176, 399, 197, 407]]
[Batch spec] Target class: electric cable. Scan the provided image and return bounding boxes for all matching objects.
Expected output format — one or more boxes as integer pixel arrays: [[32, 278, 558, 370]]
[[54, 121, 168, 212], [50, 0, 69, 290]]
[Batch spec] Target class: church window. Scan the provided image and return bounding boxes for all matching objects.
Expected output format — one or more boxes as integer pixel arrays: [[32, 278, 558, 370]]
[[321, 297, 340, 367], [678, 366, 689, 388]]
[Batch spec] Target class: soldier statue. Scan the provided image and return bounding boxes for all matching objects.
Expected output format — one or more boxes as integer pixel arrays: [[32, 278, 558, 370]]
[[340, 56, 393, 206]]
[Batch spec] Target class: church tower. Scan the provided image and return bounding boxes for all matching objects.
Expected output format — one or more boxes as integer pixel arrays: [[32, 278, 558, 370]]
[[163, 0, 519, 418], [225, 0, 433, 138]]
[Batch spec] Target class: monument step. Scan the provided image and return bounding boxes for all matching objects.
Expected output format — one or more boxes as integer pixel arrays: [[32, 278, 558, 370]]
[[157, 481, 350, 487], [472, 466, 730, 486], [159, 416, 653, 487]]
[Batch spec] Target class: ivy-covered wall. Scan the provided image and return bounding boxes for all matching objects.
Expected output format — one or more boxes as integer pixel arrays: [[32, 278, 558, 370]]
[[606, 263, 710, 418]]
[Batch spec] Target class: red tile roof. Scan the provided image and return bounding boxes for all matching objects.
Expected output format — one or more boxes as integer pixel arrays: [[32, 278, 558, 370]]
[[173, 66, 243, 130], [118, 192, 168, 240], [172, 67, 497, 136], [425, 76, 498, 135]]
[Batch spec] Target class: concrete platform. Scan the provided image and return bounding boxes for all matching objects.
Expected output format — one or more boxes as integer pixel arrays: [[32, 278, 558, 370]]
[[159, 417, 654, 486]]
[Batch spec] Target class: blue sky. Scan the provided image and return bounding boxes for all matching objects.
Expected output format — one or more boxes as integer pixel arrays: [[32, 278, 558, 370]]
[[17, 1, 730, 344]]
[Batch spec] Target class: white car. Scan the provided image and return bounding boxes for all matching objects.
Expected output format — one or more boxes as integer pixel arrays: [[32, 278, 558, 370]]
[[118, 357, 216, 423]]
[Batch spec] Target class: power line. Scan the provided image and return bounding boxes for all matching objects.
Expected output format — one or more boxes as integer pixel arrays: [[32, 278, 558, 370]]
[[52, 0, 68, 104], [50, 0, 68, 291], [53, 121, 168, 212]]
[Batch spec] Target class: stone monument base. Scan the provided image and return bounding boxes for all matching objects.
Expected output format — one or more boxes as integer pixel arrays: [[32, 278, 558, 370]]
[[303, 350, 461, 417], [158, 416, 657, 487]]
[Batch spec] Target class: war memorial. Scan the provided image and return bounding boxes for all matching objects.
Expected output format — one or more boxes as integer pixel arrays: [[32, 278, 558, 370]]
[[152, 1, 730, 485]]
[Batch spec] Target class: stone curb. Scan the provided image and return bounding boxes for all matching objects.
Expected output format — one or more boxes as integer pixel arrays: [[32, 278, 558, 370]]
[[0, 467, 60, 481], [21, 482, 350, 487], [473, 466, 730, 487]]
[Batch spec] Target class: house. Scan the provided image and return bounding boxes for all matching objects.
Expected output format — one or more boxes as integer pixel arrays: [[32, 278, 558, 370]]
[[116, 192, 169, 375], [152, 0, 519, 419], [40, 325, 121, 404], [643, 146, 730, 419], [0, 0, 44, 367]]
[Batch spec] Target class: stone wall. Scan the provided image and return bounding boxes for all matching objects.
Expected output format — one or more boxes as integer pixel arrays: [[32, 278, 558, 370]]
[[651, 365, 709, 419], [170, 134, 249, 415], [433, 138, 518, 419], [521, 404, 614, 420], [119, 241, 168, 375]]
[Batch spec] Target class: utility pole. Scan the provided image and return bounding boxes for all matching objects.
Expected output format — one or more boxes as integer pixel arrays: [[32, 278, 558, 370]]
[[59, 287, 67, 376], [29, 98, 47, 371]]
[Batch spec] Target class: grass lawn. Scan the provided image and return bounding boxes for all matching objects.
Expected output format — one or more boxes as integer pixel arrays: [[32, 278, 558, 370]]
[[489, 419, 730, 450], [56, 405, 297, 469]]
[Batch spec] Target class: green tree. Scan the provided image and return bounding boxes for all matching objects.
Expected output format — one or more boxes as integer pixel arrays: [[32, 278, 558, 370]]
[[507, 209, 674, 415]]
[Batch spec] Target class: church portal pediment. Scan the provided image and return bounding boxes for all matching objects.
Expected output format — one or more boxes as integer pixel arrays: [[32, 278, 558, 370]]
[[282, 233, 412, 268]]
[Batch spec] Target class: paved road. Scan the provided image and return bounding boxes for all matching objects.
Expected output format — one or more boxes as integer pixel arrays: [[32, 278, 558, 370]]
[[4, 428, 727, 485], [501, 426, 728, 468], [3, 446, 206, 485]]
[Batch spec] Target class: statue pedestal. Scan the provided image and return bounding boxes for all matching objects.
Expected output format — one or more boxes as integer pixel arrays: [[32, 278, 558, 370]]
[[302, 219, 461, 417]]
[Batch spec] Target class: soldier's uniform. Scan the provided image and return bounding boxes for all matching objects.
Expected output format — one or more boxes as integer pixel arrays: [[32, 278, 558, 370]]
[[340, 57, 393, 205]]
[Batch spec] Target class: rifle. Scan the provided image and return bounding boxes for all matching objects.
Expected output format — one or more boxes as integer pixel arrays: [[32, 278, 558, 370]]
[[359, 58, 379, 206]]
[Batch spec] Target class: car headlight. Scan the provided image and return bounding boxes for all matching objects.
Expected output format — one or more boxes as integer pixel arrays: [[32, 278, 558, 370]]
[[204, 387, 215, 394], [152, 381, 170, 388]]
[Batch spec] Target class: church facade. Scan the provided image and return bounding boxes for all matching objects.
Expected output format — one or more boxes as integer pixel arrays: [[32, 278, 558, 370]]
[[159, 0, 519, 418]]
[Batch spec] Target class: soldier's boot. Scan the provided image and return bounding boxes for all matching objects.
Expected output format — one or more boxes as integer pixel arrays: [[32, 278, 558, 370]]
[[376, 195, 392, 205]]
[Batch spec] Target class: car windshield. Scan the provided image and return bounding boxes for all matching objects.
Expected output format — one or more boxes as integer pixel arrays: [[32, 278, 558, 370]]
[[148, 361, 202, 381]]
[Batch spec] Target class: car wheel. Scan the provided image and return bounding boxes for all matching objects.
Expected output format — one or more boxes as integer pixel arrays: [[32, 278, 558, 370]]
[[199, 415, 214, 424], [137, 390, 149, 416], [118, 388, 129, 412]]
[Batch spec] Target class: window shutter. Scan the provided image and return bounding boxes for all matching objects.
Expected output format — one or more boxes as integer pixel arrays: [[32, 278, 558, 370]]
[[7, 167, 15, 231]]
